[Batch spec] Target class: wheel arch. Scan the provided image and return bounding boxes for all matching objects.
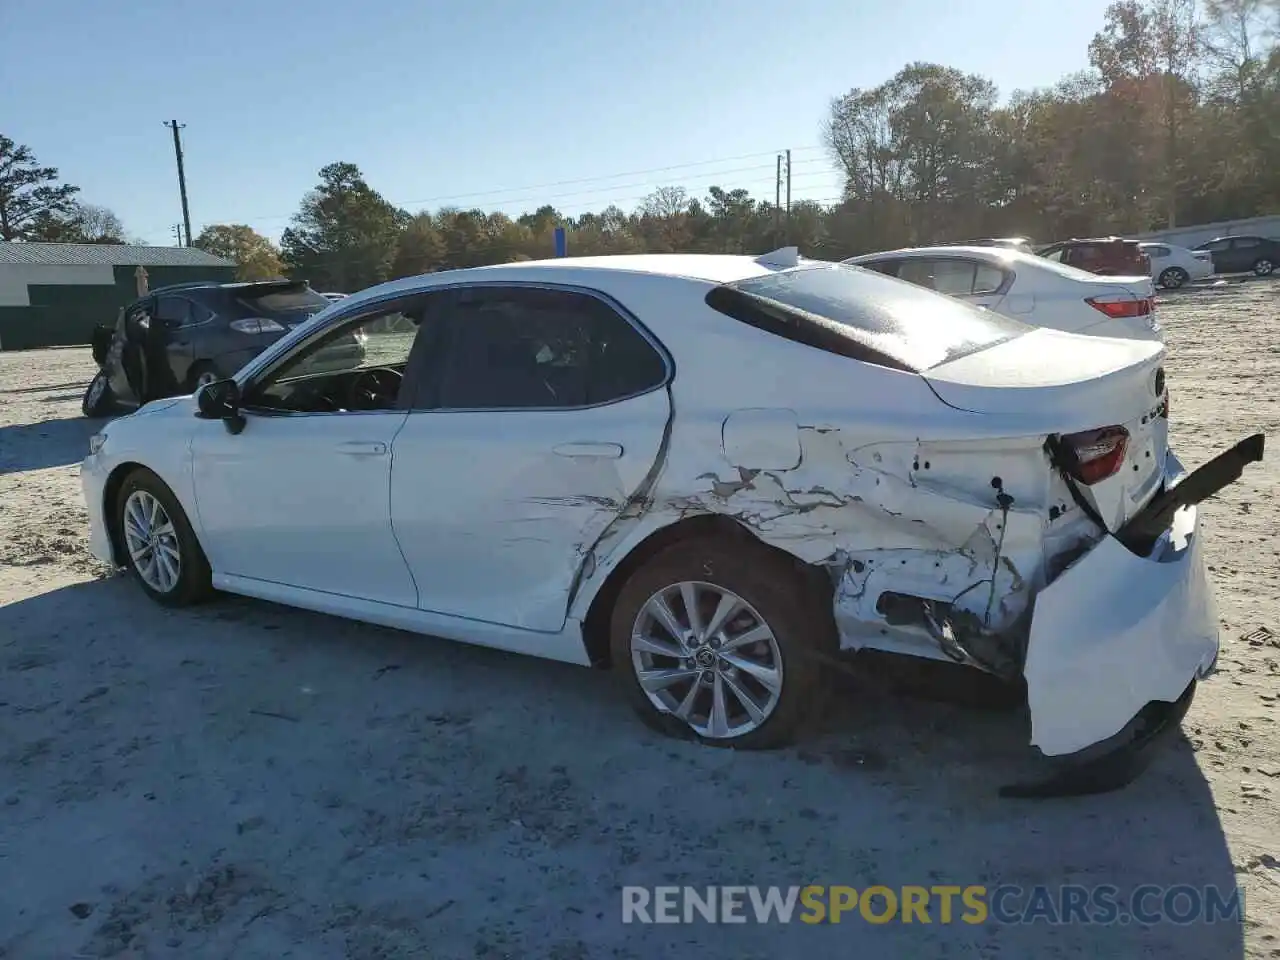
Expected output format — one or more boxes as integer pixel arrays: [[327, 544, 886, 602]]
[[102, 461, 152, 565], [579, 513, 834, 669]]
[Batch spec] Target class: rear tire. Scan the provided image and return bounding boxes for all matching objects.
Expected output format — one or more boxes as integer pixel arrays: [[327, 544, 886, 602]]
[[608, 536, 835, 750], [82, 370, 115, 418], [1253, 258, 1274, 276], [114, 468, 213, 607], [1158, 267, 1188, 289]]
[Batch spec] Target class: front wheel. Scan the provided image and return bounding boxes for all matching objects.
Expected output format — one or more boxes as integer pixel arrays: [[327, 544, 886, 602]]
[[608, 537, 834, 749], [82, 370, 115, 418], [1158, 267, 1188, 289], [1253, 258, 1274, 276], [114, 468, 213, 607]]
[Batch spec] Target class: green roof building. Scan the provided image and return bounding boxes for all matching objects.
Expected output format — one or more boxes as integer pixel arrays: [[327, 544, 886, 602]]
[[0, 242, 236, 350]]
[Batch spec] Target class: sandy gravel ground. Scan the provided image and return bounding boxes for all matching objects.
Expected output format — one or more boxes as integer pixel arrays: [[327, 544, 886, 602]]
[[1, 284, 1278, 959]]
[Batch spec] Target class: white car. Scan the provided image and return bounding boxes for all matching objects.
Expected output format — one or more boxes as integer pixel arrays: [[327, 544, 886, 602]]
[[82, 250, 1264, 795], [1139, 241, 1215, 289], [846, 246, 1163, 342]]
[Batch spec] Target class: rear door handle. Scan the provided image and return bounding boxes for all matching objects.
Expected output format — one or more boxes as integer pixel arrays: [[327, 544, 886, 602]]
[[337, 441, 387, 457], [553, 442, 623, 459]]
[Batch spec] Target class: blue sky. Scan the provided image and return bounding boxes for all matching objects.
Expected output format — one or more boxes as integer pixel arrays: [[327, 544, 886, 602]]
[[4, 0, 1114, 247]]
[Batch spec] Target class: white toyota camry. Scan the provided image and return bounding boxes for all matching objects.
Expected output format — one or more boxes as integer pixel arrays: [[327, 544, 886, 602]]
[[82, 250, 1263, 795], [846, 245, 1163, 343]]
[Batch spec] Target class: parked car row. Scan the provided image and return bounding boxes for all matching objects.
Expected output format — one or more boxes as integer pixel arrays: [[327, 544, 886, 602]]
[[933, 233, 1278, 289]]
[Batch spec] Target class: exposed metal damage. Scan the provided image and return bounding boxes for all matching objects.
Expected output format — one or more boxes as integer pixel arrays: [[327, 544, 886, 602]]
[[608, 417, 1060, 679]]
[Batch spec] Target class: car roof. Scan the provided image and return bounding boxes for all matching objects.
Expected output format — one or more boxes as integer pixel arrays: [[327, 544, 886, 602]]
[[847, 245, 1018, 262], [329, 251, 806, 314]]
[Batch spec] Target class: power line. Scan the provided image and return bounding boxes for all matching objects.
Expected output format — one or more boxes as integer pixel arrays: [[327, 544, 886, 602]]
[[139, 144, 833, 237]]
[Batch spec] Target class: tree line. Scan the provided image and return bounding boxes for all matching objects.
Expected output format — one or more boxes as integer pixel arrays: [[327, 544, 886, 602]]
[[4, 0, 1278, 291]]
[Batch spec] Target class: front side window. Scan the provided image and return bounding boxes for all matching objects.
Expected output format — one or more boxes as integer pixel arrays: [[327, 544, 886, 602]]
[[434, 287, 666, 410], [1145, 245, 1170, 258], [707, 263, 1028, 372], [1200, 239, 1230, 252], [247, 300, 431, 414]]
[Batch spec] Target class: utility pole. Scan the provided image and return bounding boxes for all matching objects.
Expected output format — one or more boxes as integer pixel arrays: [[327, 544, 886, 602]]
[[164, 121, 193, 247], [172, 224, 184, 247], [774, 154, 783, 246], [785, 149, 792, 244]]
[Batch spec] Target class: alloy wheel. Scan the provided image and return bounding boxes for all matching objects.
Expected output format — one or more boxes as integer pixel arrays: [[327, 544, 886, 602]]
[[1255, 259, 1274, 276], [630, 581, 783, 739], [122, 490, 182, 593]]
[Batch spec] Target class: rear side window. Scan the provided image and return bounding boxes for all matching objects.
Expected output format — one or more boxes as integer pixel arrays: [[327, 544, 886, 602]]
[[898, 258, 976, 295], [1234, 237, 1261, 248], [435, 287, 666, 410], [239, 287, 331, 316], [1145, 245, 1170, 258], [707, 263, 1029, 373], [973, 264, 1005, 294]]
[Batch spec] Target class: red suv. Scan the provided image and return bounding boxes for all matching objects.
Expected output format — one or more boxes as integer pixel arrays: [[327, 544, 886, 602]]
[[1036, 238, 1150, 276]]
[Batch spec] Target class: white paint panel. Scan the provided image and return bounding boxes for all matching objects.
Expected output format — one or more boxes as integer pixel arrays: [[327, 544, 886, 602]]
[[0, 263, 116, 306]]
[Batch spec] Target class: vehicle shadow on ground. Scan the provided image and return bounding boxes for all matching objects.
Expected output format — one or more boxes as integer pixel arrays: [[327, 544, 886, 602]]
[[0, 578, 1245, 959], [0, 381, 88, 395], [0, 417, 100, 473]]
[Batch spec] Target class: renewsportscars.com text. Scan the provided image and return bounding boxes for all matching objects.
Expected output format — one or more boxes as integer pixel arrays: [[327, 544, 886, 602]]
[[621, 884, 1245, 926]]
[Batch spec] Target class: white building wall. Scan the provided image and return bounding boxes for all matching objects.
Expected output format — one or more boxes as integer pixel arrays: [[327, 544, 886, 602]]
[[1128, 214, 1280, 250], [0, 263, 116, 307]]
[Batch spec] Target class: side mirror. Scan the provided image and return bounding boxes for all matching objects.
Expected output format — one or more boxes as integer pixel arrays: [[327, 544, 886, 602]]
[[195, 378, 246, 435]]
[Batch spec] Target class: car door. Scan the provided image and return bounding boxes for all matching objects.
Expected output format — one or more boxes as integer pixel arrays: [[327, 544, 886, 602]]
[[108, 297, 153, 401], [1229, 236, 1261, 272], [1143, 245, 1169, 279], [390, 284, 672, 634], [189, 295, 430, 607], [152, 294, 196, 388], [1198, 238, 1231, 272]]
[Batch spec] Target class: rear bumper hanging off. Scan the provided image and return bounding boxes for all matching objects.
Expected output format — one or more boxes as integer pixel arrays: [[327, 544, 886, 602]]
[[1009, 434, 1262, 798]]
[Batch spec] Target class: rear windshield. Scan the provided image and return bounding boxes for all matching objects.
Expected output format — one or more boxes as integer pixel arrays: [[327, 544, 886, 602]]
[[707, 263, 1029, 372], [238, 287, 331, 316]]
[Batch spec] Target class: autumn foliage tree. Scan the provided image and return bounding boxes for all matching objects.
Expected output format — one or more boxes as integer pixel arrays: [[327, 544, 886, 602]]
[[194, 224, 284, 280]]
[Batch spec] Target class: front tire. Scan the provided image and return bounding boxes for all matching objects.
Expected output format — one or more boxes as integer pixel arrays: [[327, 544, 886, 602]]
[[82, 370, 115, 418], [608, 537, 834, 750], [1158, 267, 1188, 289], [1253, 258, 1274, 276], [114, 468, 213, 607], [187, 362, 220, 393]]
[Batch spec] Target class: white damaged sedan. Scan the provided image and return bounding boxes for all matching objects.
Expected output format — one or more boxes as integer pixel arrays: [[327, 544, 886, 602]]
[[82, 250, 1264, 795]]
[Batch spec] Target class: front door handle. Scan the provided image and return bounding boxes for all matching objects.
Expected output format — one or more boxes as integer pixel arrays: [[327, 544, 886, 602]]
[[337, 440, 387, 457], [553, 442, 623, 459]]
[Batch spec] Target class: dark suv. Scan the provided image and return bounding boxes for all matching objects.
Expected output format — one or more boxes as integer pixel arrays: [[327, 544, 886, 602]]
[[1193, 235, 1280, 276], [84, 279, 359, 416], [1036, 237, 1150, 276]]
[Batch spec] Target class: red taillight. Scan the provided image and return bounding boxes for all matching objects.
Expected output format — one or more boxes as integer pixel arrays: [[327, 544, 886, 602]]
[[1086, 296, 1153, 319], [1061, 426, 1129, 485]]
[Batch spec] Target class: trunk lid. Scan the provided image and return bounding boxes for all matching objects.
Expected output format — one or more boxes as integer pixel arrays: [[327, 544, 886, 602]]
[[925, 328, 1169, 529]]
